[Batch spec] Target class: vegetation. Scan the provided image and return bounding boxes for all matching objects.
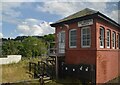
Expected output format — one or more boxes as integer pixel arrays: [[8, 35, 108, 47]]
[[2, 58, 42, 83], [2, 58, 82, 85], [1, 34, 55, 58]]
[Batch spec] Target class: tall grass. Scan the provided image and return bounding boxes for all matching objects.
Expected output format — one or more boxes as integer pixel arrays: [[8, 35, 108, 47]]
[[2, 57, 41, 83]]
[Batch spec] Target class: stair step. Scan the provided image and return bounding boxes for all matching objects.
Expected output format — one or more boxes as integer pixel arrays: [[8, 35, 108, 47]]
[[27, 72, 34, 76], [43, 76, 51, 80], [44, 80, 52, 83]]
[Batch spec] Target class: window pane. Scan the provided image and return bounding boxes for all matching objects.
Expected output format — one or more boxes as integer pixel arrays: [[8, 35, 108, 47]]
[[87, 40, 90, 46], [112, 32, 116, 49], [107, 30, 110, 48], [69, 29, 77, 47], [100, 27, 104, 48], [83, 29, 86, 34], [83, 41, 86, 46], [119, 34, 120, 49], [81, 27, 91, 47]]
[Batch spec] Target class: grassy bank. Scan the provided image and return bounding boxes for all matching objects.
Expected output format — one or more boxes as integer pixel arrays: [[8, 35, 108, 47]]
[[1, 57, 120, 85], [1, 57, 83, 85], [2, 58, 40, 83]]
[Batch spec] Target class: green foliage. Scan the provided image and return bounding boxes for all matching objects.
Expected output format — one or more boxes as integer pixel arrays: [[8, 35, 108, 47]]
[[22, 36, 47, 58], [2, 40, 20, 55], [43, 34, 55, 42], [2, 36, 48, 58]]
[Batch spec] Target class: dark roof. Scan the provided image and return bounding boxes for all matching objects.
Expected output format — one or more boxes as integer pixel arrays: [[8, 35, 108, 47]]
[[50, 8, 120, 28], [56, 8, 98, 23]]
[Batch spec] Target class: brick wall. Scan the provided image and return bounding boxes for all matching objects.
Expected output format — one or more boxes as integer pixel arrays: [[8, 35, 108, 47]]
[[96, 50, 119, 83], [95, 19, 120, 83], [55, 20, 97, 65], [55, 18, 120, 83]]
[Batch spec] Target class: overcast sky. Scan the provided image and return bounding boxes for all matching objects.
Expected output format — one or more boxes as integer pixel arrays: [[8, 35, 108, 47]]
[[1, 0, 120, 38]]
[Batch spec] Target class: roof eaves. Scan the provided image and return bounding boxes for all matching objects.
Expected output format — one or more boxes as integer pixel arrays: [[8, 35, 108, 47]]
[[97, 12, 120, 28], [50, 12, 98, 27]]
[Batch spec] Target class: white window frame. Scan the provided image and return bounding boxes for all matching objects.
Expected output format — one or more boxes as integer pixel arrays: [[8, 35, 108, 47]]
[[112, 32, 116, 49], [106, 30, 110, 48], [58, 31, 65, 53], [81, 26, 91, 48], [100, 27, 104, 48], [117, 34, 120, 49], [69, 29, 77, 48], [117, 34, 119, 49], [119, 34, 120, 49]]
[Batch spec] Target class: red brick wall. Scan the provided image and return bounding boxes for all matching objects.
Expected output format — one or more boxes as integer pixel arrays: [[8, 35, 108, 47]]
[[55, 20, 97, 65], [95, 19, 120, 83], [96, 50, 119, 83], [118, 50, 120, 76], [57, 20, 96, 64], [65, 49, 96, 64], [55, 18, 120, 83]]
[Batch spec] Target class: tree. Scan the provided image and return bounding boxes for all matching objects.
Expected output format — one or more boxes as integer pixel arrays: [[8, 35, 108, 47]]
[[22, 36, 47, 58], [43, 34, 55, 42], [2, 40, 19, 55], [2, 34, 53, 58]]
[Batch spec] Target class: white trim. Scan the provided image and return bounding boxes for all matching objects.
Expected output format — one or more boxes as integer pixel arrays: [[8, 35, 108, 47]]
[[58, 31, 65, 53], [106, 30, 110, 48], [118, 34, 120, 49], [100, 27, 104, 48], [69, 29, 77, 48], [78, 19, 93, 27], [117, 34, 119, 49], [81, 26, 91, 48], [112, 32, 116, 49]]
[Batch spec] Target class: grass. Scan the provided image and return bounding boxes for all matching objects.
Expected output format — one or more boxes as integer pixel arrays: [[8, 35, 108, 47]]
[[1, 57, 120, 85], [108, 76, 120, 83], [1, 57, 40, 83], [1, 57, 83, 85], [3, 79, 83, 85]]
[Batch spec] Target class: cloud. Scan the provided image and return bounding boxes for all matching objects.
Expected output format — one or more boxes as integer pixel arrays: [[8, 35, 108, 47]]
[[36, 2, 82, 17], [36, 1, 119, 22], [0, 33, 3, 38], [2, 2, 22, 24], [0, 24, 2, 36], [2, 0, 120, 2], [17, 18, 54, 36], [1, 0, 119, 39], [2, 0, 37, 2], [36, 2, 105, 17]]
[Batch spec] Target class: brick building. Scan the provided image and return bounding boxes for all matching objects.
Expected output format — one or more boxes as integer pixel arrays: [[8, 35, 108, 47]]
[[50, 8, 120, 84]]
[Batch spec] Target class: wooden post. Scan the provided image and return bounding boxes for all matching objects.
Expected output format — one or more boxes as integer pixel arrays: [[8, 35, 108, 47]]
[[29, 62, 31, 72], [56, 56, 58, 79], [34, 63, 37, 78]]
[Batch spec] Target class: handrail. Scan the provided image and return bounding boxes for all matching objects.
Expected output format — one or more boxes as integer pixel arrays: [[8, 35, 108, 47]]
[[48, 42, 65, 57], [29, 61, 54, 78], [38, 61, 54, 78]]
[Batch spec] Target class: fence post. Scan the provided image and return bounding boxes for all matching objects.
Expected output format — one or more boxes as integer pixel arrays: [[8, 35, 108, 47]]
[[34, 63, 37, 78], [29, 62, 31, 72]]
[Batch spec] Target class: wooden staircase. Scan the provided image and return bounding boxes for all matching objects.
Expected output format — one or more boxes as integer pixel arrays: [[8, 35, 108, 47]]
[[28, 60, 55, 84], [28, 42, 65, 84]]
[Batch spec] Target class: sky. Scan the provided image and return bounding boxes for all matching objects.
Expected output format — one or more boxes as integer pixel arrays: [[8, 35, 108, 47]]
[[0, 0, 120, 38]]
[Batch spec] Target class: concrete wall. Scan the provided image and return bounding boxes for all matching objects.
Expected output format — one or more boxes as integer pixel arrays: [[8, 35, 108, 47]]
[[0, 55, 21, 65]]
